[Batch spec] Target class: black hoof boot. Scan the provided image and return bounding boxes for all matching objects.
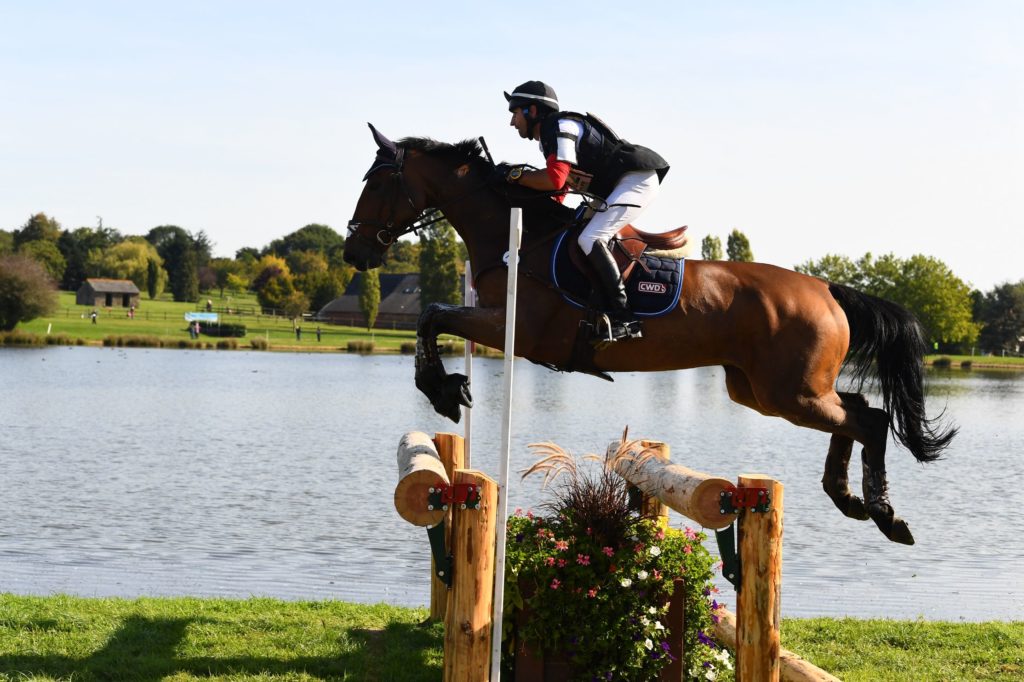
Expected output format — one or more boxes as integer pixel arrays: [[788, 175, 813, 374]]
[[436, 373, 472, 423], [863, 461, 915, 545]]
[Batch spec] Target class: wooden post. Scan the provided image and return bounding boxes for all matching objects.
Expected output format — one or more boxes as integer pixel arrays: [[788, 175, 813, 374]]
[[736, 474, 784, 682], [713, 608, 838, 682], [636, 441, 671, 526], [432, 433, 466, 621], [444, 470, 497, 682]]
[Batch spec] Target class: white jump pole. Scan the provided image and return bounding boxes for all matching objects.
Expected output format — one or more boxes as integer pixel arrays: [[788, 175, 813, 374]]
[[489, 208, 521, 681], [463, 259, 475, 468]]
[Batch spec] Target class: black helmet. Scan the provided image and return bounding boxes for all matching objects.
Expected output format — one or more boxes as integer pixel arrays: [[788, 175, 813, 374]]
[[504, 80, 559, 113]]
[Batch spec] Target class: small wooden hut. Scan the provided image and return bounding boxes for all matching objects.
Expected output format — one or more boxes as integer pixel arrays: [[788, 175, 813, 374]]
[[76, 278, 141, 308]]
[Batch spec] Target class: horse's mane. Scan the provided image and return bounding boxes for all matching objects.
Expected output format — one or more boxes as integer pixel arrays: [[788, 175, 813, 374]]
[[398, 137, 484, 164]]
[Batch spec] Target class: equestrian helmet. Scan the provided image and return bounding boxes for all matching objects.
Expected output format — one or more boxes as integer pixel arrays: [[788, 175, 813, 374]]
[[504, 80, 559, 113]]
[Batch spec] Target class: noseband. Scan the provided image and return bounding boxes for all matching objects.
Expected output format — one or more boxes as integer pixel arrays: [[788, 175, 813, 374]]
[[347, 147, 448, 247]]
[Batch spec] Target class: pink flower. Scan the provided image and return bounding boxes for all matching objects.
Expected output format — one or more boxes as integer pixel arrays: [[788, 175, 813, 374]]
[[554, 540, 569, 551], [514, 507, 523, 516], [652, 569, 662, 581], [557, 559, 567, 568], [526, 510, 534, 519], [655, 528, 666, 540], [683, 545, 693, 554], [550, 578, 560, 590], [576, 554, 590, 566], [545, 557, 555, 567], [634, 543, 645, 553], [684, 527, 698, 541], [602, 546, 614, 557], [587, 588, 598, 598]]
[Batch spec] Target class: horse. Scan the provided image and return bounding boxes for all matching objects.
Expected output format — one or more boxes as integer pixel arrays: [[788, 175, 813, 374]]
[[343, 124, 956, 545]]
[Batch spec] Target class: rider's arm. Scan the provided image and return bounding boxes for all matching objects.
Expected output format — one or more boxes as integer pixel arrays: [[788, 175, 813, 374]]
[[517, 155, 570, 191]]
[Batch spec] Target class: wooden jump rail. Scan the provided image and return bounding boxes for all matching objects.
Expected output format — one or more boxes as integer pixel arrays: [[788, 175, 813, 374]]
[[611, 440, 838, 682]]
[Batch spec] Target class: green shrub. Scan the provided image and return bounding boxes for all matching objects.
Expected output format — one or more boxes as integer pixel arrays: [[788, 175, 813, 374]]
[[347, 340, 374, 353], [0, 331, 41, 345], [250, 337, 269, 350], [400, 342, 417, 354], [216, 339, 238, 350], [201, 322, 247, 338], [932, 356, 952, 369]]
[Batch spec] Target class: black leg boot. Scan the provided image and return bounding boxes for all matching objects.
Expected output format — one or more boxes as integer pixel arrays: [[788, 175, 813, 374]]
[[586, 241, 642, 342]]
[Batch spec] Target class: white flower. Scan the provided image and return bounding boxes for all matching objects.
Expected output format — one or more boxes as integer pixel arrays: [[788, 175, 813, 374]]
[[621, 578, 632, 587], [637, 570, 649, 580], [648, 606, 658, 615], [644, 638, 654, 650], [649, 546, 661, 556], [655, 620, 665, 630], [705, 669, 718, 681]]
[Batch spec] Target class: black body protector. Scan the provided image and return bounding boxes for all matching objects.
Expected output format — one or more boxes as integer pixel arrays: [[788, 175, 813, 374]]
[[537, 111, 670, 199]]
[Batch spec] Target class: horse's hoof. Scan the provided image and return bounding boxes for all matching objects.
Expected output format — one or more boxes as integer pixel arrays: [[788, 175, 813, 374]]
[[868, 504, 915, 545], [841, 495, 870, 521], [445, 373, 473, 408]]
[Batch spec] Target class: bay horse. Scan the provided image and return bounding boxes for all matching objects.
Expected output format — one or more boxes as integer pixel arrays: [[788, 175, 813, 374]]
[[344, 124, 956, 545]]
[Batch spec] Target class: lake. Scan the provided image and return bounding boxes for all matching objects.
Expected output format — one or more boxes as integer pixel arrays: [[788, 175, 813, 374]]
[[0, 345, 1021, 621]]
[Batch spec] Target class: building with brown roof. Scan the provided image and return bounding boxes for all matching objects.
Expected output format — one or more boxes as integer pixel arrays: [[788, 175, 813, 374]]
[[76, 278, 141, 308]]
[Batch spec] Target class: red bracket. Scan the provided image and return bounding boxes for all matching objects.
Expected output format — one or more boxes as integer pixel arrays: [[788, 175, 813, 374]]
[[427, 482, 481, 510], [719, 486, 771, 514]]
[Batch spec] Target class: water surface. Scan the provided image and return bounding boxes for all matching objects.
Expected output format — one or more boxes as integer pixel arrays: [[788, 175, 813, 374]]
[[1, 346, 1020, 621]]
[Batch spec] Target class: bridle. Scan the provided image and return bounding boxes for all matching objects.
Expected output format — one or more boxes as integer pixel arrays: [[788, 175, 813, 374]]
[[346, 146, 449, 247]]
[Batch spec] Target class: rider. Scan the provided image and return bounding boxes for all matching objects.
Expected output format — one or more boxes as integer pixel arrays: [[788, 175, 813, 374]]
[[503, 80, 670, 336]]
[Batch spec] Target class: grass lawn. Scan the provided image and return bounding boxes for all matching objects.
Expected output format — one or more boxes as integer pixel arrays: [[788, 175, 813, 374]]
[[0, 595, 1019, 681], [14, 291, 432, 353]]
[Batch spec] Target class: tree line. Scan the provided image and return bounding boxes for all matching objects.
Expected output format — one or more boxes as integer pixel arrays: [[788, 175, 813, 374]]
[[0, 213, 466, 330], [1, 215, 1021, 355]]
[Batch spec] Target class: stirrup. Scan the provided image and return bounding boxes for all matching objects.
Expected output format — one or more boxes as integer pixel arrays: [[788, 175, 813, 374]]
[[591, 313, 643, 345]]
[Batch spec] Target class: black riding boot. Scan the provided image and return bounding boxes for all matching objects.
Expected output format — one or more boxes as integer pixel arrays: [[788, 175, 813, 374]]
[[586, 241, 642, 341]]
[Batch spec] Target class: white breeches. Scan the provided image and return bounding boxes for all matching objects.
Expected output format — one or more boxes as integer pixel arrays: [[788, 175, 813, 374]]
[[577, 169, 662, 255]]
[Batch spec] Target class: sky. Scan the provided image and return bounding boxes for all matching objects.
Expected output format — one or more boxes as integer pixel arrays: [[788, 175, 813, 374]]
[[1, 1, 1021, 291]]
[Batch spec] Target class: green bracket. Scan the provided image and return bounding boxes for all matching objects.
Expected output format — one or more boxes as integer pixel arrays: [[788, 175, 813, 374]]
[[426, 522, 453, 588], [715, 523, 740, 591]]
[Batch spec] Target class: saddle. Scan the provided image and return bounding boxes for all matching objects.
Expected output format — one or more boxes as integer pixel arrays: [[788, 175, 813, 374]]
[[568, 223, 690, 287]]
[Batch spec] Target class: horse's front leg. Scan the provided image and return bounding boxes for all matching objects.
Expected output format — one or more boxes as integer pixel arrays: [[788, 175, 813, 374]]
[[415, 303, 506, 423]]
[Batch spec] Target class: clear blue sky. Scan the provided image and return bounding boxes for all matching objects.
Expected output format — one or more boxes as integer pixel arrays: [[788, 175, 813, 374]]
[[2, 1, 1020, 291]]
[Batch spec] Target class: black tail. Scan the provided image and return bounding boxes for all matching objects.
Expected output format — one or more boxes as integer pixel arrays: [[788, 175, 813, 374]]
[[829, 283, 957, 462]]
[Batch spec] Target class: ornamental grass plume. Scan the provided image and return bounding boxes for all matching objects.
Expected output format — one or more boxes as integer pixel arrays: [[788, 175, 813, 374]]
[[503, 428, 730, 681]]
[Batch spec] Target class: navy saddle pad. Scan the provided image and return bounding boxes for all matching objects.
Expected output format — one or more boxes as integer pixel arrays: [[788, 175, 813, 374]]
[[550, 230, 684, 317]]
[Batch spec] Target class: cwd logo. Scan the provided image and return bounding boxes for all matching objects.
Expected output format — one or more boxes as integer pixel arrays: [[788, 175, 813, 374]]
[[638, 281, 667, 294]]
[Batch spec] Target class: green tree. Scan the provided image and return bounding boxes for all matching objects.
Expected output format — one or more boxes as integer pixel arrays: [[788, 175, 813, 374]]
[[381, 239, 421, 274], [265, 224, 344, 257], [794, 253, 862, 287], [700, 235, 723, 261], [0, 254, 58, 330], [418, 221, 461, 313], [91, 238, 167, 296], [57, 226, 122, 290], [18, 240, 66, 282], [725, 229, 754, 262], [296, 268, 348, 312], [208, 257, 243, 297], [287, 250, 328, 276], [13, 213, 62, 247], [975, 280, 1024, 354], [359, 269, 380, 330], [0, 230, 13, 255], [172, 249, 200, 302], [147, 258, 160, 299]]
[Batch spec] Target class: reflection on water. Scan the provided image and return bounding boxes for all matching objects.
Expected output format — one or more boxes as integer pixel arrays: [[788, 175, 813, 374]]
[[1, 346, 1022, 621]]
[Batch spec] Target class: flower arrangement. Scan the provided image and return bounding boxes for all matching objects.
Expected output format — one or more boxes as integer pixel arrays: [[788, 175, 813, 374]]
[[503, 434, 733, 681]]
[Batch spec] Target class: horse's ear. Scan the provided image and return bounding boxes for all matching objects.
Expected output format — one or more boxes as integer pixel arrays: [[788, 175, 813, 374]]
[[367, 122, 397, 157], [455, 163, 470, 178]]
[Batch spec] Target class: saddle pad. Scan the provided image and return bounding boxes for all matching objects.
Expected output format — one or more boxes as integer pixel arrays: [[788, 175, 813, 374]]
[[550, 230, 684, 317]]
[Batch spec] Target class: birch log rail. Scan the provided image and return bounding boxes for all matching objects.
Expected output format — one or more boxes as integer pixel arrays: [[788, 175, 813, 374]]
[[610, 439, 838, 682]]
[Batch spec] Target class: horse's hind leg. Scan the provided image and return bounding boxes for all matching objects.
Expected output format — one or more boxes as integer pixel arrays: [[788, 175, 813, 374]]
[[822, 394, 869, 521], [834, 392, 915, 545]]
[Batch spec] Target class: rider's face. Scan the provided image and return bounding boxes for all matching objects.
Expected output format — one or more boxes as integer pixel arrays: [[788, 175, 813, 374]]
[[509, 106, 533, 139]]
